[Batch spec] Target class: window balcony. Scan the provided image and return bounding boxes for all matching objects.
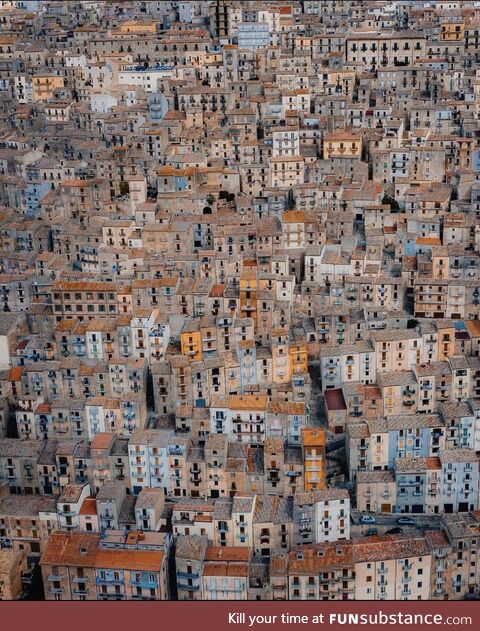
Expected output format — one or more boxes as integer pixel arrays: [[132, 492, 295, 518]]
[[47, 574, 62, 582], [48, 587, 64, 594]]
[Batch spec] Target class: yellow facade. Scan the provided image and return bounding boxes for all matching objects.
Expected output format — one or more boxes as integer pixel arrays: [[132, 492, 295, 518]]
[[302, 428, 326, 491], [440, 22, 464, 41], [117, 21, 156, 34], [289, 343, 308, 375], [437, 323, 455, 361], [181, 330, 202, 362], [323, 132, 361, 159], [32, 75, 64, 102]]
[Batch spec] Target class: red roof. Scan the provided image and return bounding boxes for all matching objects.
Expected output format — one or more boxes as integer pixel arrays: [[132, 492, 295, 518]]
[[324, 388, 347, 411], [8, 367, 23, 382], [79, 498, 98, 516]]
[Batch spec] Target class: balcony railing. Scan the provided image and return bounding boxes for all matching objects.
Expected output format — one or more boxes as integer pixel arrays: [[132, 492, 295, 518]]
[[177, 571, 200, 580], [130, 578, 158, 588], [96, 577, 124, 585], [177, 582, 200, 591]]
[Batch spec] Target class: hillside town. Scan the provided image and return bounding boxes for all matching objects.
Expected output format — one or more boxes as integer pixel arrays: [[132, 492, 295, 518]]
[[1, 0, 480, 602]]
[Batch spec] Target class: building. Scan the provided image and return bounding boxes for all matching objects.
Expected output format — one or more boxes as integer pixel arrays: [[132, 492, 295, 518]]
[[1, 0, 480, 604], [0, 548, 28, 600], [293, 489, 350, 545], [40, 530, 171, 600]]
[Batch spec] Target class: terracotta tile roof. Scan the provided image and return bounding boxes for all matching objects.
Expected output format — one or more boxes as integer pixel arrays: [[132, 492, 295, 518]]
[[353, 534, 429, 563], [8, 366, 23, 381], [79, 497, 97, 516], [204, 547, 250, 562], [41, 532, 164, 571]]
